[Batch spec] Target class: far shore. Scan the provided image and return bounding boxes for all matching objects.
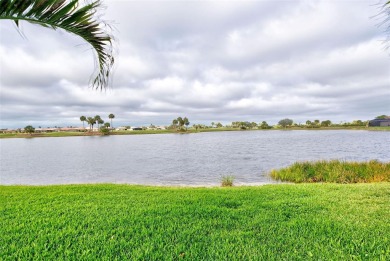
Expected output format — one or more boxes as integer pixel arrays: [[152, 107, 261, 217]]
[[1, 126, 389, 139]]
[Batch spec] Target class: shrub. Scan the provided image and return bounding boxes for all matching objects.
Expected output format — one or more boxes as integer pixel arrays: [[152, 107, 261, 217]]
[[221, 175, 235, 187], [99, 127, 110, 135]]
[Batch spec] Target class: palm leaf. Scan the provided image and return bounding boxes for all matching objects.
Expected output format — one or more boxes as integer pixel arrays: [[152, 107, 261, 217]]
[[379, 1, 390, 49], [0, 0, 114, 90]]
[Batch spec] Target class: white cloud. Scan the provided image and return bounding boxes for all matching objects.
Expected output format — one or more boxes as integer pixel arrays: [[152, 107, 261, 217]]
[[0, 0, 389, 128]]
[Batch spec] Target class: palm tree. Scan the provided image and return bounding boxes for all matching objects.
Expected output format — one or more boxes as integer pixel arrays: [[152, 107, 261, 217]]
[[108, 114, 115, 128], [98, 118, 104, 128], [94, 115, 102, 129], [183, 117, 190, 131], [87, 117, 96, 132], [177, 117, 184, 129], [0, 0, 114, 90], [172, 119, 178, 129], [80, 116, 86, 128]]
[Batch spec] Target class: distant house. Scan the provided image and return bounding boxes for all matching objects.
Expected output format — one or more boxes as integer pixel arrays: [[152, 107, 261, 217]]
[[131, 127, 143, 131], [116, 126, 128, 131], [369, 117, 390, 127], [58, 127, 86, 132], [34, 128, 59, 133]]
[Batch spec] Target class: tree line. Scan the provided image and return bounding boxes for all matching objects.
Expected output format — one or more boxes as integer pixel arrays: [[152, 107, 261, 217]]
[[171, 117, 190, 131], [79, 114, 115, 132]]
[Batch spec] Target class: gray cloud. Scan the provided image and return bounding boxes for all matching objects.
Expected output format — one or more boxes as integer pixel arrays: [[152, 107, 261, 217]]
[[0, 0, 389, 129]]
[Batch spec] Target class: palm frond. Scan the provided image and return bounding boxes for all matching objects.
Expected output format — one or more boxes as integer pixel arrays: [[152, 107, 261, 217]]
[[379, 0, 390, 50], [0, 0, 114, 90]]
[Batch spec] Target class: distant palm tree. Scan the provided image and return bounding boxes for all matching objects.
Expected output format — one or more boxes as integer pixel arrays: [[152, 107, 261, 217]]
[[108, 114, 115, 128], [0, 0, 114, 90], [172, 119, 178, 129], [183, 117, 190, 131], [87, 117, 96, 132], [94, 115, 102, 129], [80, 116, 86, 128], [98, 118, 104, 129], [177, 117, 184, 129]]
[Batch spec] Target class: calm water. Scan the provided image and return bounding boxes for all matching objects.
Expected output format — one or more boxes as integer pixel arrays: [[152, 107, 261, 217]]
[[0, 130, 389, 186]]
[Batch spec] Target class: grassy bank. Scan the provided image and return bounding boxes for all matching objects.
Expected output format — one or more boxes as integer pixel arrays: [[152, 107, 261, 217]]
[[1, 126, 389, 139], [1, 184, 389, 259], [270, 160, 390, 183]]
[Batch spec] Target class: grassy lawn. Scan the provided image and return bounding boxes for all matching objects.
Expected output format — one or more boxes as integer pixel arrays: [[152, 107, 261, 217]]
[[1, 184, 389, 260]]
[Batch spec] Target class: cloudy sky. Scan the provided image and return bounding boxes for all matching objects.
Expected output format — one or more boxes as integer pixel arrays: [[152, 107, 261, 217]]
[[0, 0, 389, 129]]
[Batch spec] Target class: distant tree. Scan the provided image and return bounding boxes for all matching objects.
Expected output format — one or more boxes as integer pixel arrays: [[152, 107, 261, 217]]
[[24, 125, 35, 135], [278, 118, 293, 128], [321, 120, 332, 127], [351, 120, 365, 126], [260, 121, 270, 129], [80, 116, 86, 128], [94, 115, 102, 129], [172, 119, 178, 129], [211, 122, 215, 128], [314, 119, 320, 126], [177, 117, 184, 128], [375, 115, 389, 119], [98, 118, 104, 128], [306, 120, 312, 126], [216, 122, 223, 128], [238, 121, 251, 130], [87, 117, 96, 131], [108, 114, 115, 127], [183, 117, 190, 130], [251, 122, 258, 129], [104, 122, 110, 128]]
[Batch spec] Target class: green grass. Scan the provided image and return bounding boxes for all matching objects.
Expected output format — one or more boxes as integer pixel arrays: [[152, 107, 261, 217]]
[[366, 126, 390, 131], [270, 160, 390, 183], [1, 184, 389, 259], [0, 133, 19, 138], [43, 132, 88, 137]]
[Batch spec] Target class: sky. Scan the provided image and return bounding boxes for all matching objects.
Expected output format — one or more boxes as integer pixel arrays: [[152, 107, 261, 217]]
[[0, 0, 389, 129]]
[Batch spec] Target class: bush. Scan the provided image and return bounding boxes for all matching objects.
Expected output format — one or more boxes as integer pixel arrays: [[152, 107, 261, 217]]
[[221, 175, 235, 187], [99, 127, 110, 135]]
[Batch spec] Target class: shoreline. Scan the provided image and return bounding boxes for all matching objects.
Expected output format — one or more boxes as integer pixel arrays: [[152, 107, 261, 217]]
[[0, 181, 282, 188], [1, 126, 389, 139]]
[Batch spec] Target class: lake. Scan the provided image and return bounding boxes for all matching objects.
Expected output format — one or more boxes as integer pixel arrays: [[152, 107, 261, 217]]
[[0, 130, 389, 186]]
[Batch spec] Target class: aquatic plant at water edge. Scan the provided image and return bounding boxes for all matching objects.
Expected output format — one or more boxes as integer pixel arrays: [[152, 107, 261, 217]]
[[221, 175, 235, 187], [270, 160, 390, 183]]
